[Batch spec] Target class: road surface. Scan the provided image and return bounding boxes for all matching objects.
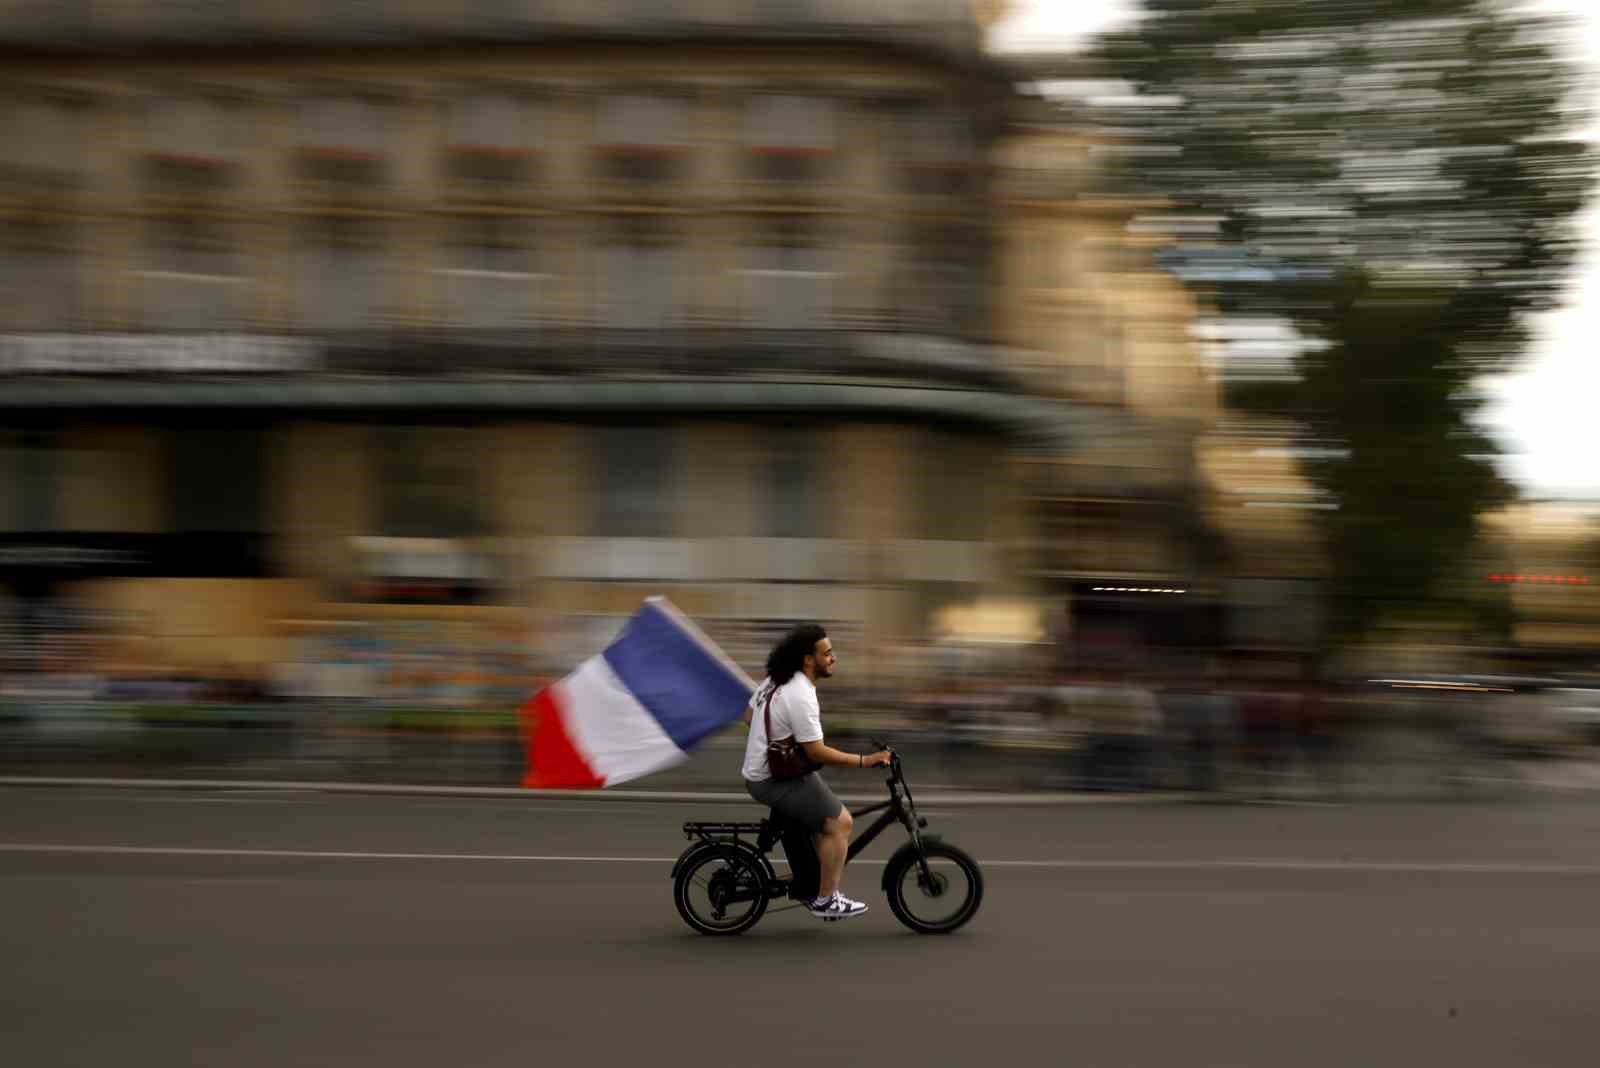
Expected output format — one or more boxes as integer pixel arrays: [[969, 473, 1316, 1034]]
[[4, 785, 1600, 1066]]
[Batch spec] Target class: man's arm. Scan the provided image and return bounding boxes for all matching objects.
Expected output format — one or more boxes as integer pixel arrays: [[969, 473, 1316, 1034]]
[[801, 738, 890, 768]]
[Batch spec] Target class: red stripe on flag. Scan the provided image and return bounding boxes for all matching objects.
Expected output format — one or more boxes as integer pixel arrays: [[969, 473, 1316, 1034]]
[[520, 685, 605, 789]]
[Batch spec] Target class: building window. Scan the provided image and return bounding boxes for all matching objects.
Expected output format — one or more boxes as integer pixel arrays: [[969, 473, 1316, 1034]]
[[377, 426, 483, 539], [171, 426, 263, 535], [142, 95, 238, 189], [0, 96, 80, 187], [594, 94, 688, 183], [596, 227, 682, 329], [444, 92, 540, 183], [591, 426, 670, 537], [135, 220, 245, 331], [295, 221, 384, 330], [436, 218, 545, 328], [759, 426, 825, 539], [296, 95, 386, 183], [897, 106, 975, 196], [917, 430, 986, 541], [737, 238, 834, 330], [0, 224, 79, 330], [742, 95, 835, 183], [894, 226, 983, 335], [8, 431, 56, 533]]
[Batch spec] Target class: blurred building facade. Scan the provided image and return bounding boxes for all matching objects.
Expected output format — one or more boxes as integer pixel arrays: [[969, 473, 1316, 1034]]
[[992, 90, 1226, 661], [0, 1, 1065, 681], [1483, 500, 1600, 656]]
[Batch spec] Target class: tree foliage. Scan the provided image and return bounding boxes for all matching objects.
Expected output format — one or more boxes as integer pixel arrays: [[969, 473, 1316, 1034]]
[[1090, 0, 1594, 642]]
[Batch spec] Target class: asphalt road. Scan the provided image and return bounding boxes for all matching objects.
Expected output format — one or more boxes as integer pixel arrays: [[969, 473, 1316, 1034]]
[[5, 786, 1600, 1067]]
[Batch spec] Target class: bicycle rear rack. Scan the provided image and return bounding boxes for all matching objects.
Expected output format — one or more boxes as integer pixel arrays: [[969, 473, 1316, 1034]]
[[681, 819, 816, 902], [682, 819, 781, 852]]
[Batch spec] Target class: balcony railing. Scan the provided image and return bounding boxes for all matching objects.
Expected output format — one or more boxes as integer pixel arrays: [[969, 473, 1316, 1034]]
[[318, 327, 1008, 388], [0, 327, 1008, 391]]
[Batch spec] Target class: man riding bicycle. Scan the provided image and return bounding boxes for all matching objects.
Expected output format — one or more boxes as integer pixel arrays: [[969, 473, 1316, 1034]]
[[741, 623, 891, 921]]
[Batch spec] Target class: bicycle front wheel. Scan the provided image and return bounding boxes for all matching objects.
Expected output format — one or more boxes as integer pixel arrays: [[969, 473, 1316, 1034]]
[[674, 845, 769, 936], [885, 842, 983, 934]]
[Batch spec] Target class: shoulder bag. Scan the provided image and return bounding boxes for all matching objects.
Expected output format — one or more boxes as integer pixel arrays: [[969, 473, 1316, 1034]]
[[763, 684, 819, 781]]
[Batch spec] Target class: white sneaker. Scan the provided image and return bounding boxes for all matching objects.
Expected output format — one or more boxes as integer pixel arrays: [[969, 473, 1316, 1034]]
[[807, 892, 869, 921]]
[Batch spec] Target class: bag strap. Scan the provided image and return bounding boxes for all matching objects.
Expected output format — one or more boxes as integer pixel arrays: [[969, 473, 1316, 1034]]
[[762, 683, 779, 743]]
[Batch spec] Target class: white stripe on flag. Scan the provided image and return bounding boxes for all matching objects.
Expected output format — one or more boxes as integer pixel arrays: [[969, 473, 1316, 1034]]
[[562, 654, 687, 787]]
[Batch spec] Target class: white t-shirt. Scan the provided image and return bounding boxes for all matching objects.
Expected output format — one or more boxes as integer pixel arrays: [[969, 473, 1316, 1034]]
[[741, 673, 824, 782]]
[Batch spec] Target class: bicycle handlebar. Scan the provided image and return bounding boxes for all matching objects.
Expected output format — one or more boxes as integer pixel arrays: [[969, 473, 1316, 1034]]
[[868, 736, 923, 820], [870, 737, 909, 791]]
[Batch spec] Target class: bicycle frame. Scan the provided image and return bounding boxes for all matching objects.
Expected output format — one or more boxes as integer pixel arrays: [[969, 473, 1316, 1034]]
[[680, 751, 927, 877], [843, 779, 924, 864]]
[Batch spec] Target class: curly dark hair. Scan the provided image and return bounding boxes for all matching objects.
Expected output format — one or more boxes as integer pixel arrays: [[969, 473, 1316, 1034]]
[[765, 623, 828, 687]]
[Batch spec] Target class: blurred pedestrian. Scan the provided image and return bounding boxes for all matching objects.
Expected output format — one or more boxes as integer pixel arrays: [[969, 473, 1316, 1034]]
[[1159, 657, 1231, 793]]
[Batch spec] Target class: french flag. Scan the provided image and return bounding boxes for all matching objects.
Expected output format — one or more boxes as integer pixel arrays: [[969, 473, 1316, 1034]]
[[519, 598, 755, 788]]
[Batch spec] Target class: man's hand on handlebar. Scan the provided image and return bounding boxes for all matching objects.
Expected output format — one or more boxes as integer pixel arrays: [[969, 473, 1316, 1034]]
[[862, 750, 893, 769]]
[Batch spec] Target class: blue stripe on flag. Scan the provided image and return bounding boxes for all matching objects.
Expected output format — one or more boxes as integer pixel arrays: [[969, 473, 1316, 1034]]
[[601, 601, 754, 753]]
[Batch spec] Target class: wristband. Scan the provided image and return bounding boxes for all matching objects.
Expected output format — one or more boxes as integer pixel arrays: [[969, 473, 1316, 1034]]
[[859, 754, 863, 768]]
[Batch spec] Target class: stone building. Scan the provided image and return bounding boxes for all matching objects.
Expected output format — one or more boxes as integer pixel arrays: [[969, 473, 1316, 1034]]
[[0, 2, 1060, 680]]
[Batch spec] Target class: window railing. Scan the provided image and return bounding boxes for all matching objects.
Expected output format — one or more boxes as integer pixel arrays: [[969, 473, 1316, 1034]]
[[744, 147, 833, 184], [593, 144, 687, 184], [443, 145, 538, 185], [295, 146, 386, 184], [142, 153, 237, 192]]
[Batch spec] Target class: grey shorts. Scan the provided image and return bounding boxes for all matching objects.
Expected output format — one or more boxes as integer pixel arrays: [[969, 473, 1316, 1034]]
[[744, 772, 842, 833]]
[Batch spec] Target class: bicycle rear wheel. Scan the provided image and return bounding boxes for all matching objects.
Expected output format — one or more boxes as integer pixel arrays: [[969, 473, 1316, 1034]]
[[885, 842, 983, 934], [674, 845, 769, 935]]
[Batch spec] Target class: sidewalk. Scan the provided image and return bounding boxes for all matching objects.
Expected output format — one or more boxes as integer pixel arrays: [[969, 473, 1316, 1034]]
[[0, 725, 1077, 795], [6, 719, 1600, 802]]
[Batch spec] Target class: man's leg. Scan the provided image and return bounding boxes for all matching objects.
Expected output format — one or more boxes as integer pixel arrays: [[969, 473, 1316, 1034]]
[[814, 806, 853, 898]]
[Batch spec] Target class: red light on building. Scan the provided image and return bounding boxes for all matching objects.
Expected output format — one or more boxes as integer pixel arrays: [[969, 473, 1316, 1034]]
[[1486, 574, 1591, 585]]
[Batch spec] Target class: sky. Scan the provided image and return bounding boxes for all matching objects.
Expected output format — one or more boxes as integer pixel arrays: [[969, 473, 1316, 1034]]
[[989, 0, 1600, 501]]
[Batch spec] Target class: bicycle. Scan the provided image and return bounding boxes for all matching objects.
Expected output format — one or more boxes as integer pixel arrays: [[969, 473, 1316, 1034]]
[[671, 743, 983, 935]]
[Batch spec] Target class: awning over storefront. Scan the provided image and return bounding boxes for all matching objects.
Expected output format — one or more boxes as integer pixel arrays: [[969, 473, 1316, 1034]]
[[0, 376, 1059, 423]]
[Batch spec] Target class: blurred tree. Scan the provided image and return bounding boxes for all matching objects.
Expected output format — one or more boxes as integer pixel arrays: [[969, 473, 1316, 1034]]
[[1090, 0, 1594, 645]]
